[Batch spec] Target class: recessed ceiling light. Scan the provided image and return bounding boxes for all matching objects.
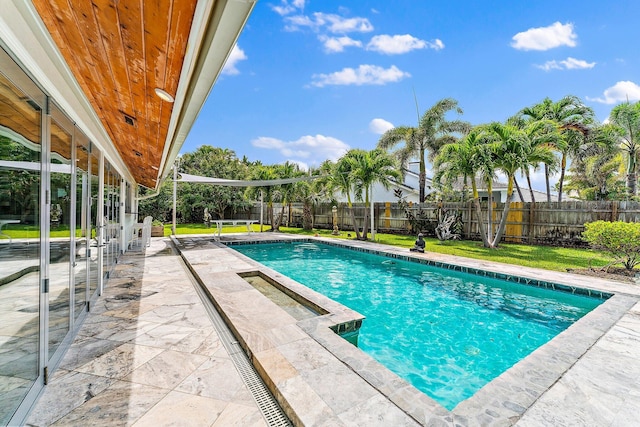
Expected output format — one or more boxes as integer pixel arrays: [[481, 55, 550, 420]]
[[154, 88, 174, 103]]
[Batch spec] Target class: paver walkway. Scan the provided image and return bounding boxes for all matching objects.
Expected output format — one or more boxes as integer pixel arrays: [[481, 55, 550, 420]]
[[27, 238, 267, 426], [23, 234, 640, 426]]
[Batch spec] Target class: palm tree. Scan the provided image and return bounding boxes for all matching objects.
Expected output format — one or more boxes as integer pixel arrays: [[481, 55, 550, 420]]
[[565, 123, 627, 200], [272, 161, 303, 230], [608, 101, 640, 197], [434, 128, 492, 247], [244, 165, 278, 230], [346, 149, 401, 240], [377, 98, 470, 202], [486, 122, 531, 248], [509, 116, 560, 202], [291, 165, 328, 231], [520, 95, 594, 202], [331, 153, 362, 239]]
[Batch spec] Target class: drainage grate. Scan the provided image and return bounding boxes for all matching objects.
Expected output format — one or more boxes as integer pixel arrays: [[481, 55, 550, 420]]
[[180, 259, 292, 427]]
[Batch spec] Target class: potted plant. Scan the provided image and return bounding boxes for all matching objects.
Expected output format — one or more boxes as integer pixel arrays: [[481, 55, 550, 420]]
[[151, 219, 164, 237]]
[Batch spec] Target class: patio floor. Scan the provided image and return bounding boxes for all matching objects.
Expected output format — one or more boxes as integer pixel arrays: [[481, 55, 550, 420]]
[[26, 234, 640, 426]]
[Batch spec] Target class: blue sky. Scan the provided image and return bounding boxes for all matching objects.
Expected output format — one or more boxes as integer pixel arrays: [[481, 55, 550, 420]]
[[183, 1, 640, 190]]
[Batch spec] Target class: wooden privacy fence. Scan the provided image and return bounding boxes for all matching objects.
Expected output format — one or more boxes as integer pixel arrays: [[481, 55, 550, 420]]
[[237, 201, 640, 247]]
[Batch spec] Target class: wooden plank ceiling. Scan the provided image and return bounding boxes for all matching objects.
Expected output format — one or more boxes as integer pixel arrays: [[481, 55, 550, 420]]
[[33, 0, 198, 188]]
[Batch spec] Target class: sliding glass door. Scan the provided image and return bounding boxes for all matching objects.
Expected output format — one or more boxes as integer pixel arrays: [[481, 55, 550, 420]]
[[0, 47, 45, 425]]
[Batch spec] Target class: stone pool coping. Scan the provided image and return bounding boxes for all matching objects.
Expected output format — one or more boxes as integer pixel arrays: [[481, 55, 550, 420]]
[[174, 234, 640, 426]]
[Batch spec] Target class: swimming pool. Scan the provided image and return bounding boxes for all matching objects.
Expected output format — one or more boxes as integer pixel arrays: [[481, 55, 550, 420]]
[[232, 241, 605, 410]]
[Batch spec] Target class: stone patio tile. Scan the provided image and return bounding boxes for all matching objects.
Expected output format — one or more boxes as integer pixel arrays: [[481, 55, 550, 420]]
[[131, 390, 227, 427], [74, 343, 164, 379], [175, 356, 249, 403], [211, 402, 268, 427], [49, 380, 169, 426], [123, 350, 208, 390], [337, 393, 421, 427], [25, 371, 115, 426]]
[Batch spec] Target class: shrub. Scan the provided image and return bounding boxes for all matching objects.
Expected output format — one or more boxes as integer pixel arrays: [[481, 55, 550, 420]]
[[582, 221, 640, 270]]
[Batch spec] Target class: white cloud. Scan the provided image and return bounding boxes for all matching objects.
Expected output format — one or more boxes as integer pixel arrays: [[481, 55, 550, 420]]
[[285, 12, 373, 33], [511, 22, 577, 51], [319, 35, 362, 53], [251, 135, 350, 163], [272, 0, 305, 16], [536, 57, 596, 71], [311, 64, 410, 87], [366, 34, 444, 54], [221, 45, 247, 75], [430, 39, 445, 50], [369, 118, 394, 134], [587, 81, 640, 104]]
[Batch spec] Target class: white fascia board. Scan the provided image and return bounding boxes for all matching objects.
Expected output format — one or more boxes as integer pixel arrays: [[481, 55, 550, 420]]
[[158, 0, 256, 183], [0, 1, 134, 184]]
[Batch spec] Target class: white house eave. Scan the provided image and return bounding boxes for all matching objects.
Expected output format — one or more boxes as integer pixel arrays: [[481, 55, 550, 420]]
[[157, 0, 256, 186]]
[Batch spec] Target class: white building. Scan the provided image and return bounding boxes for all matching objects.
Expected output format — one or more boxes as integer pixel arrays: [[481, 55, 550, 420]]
[[336, 161, 434, 204], [0, 2, 254, 424]]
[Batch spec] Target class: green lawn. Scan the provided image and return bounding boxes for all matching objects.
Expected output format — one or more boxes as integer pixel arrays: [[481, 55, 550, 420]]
[[276, 227, 611, 272], [2, 222, 612, 273]]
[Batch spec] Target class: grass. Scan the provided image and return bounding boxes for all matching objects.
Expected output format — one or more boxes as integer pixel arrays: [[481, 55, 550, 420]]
[[3, 222, 613, 273], [1, 224, 80, 239], [277, 227, 611, 272]]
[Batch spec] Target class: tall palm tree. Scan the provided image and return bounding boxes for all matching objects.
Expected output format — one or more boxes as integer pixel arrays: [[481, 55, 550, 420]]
[[486, 122, 531, 248], [272, 161, 302, 230], [509, 116, 560, 202], [291, 165, 328, 231], [434, 128, 492, 247], [346, 149, 400, 240], [566, 145, 625, 200], [608, 101, 640, 197], [331, 153, 362, 239], [377, 98, 470, 202], [520, 95, 594, 202]]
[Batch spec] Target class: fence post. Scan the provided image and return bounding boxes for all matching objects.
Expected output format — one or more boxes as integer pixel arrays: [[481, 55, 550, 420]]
[[528, 202, 535, 243], [466, 201, 473, 239]]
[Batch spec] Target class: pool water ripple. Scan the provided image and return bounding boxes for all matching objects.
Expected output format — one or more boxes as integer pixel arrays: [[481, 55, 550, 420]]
[[233, 242, 602, 410]]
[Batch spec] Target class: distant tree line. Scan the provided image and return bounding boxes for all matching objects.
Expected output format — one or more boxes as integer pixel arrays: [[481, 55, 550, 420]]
[[139, 97, 640, 248]]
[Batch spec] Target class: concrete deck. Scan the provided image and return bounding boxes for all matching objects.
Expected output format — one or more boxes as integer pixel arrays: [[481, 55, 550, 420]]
[[27, 234, 640, 426]]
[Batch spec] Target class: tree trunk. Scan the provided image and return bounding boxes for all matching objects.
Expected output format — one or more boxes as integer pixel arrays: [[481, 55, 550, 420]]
[[525, 171, 536, 203], [268, 204, 275, 230], [419, 152, 427, 203], [487, 183, 493, 242], [272, 205, 285, 231], [419, 171, 426, 203], [348, 204, 361, 239], [491, 178, 515, 248], [473, 198, 490, 248], [361, 203, 369, 240], [302, 201, 313, 230], [544, 164, 551, 203], [628, 172, 637, 197], [514, 176, 525, 203], [471, 183, 490, 248], [558, 153, 567, 203]]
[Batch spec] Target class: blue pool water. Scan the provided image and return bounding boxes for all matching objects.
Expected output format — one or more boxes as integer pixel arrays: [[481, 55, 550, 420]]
[[232, 241, 603, 409]]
